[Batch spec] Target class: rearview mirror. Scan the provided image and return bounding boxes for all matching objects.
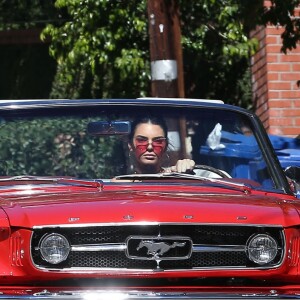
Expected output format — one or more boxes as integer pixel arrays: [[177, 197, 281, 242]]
[[87, 121, 131, 136]]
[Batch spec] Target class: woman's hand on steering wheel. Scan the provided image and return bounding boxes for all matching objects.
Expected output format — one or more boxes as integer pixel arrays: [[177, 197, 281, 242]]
[[168, 160, 231, 179], [170, 159, 196, 173]]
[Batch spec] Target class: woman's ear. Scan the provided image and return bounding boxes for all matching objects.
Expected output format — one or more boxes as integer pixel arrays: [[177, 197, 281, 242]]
[[128, 142, 133, 152]]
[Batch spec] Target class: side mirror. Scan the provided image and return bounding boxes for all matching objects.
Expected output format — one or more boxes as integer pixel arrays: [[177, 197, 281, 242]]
[[284, 166, 300, 183], [284, 166, 300, 198]]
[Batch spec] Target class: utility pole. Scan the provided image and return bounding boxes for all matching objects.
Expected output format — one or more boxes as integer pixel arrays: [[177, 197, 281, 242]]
[[147, 0, 187, 161], [147, 0, 184, 98]]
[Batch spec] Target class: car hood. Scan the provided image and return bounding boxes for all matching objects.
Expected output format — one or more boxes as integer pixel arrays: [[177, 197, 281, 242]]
[[0, 183, 299, 228]]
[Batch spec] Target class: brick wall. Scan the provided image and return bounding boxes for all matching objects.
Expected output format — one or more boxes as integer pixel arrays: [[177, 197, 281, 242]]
[[251, 1, 300, 137]]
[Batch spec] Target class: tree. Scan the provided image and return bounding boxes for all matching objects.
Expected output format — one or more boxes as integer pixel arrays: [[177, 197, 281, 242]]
[[260, 0, 300, 53], [179, 1, 259, 107], [2, 1, 300, 107], [0, 0, 60, 99], [42, 0, 150, 99], [0, 0, 58, 31]]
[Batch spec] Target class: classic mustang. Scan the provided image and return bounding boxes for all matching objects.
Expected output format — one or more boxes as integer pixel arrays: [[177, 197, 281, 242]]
[[0, 98, 299, 299]]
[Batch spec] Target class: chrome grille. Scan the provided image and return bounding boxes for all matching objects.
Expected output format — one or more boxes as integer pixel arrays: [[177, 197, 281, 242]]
[[31, 224, 284, 270]]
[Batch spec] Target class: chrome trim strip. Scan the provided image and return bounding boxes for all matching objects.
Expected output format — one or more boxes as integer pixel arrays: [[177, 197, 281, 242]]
[[33, 263, 283, 272], [0, 98, 226, 111], [35, 242, 245, 254], [193, 244, 246, 252], [32, 222, 284, 229], [0, 289, 296, 299], [71, 243, 126, 252], [36, 242, 247, 254]]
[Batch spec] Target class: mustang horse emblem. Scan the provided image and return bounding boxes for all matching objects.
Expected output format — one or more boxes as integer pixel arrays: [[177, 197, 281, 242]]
[[136, 240, 186, 257]]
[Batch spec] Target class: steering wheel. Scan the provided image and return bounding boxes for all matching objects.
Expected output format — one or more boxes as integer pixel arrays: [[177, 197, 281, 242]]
[[193, 164, 232, 179]]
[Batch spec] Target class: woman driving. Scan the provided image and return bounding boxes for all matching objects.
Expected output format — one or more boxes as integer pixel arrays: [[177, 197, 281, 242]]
[[128, 115, 195, 174]]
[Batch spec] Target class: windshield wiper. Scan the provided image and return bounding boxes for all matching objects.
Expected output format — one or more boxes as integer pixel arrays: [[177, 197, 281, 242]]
[[114, 173, 252, 194], [0, 175, 102, 189]]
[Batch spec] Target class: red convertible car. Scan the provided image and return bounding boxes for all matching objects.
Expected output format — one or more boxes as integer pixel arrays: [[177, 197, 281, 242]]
[[0, 98, 299, 299]]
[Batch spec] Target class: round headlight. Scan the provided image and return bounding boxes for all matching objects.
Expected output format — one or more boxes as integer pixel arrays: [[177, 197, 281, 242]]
[[39, 233, 70, 264], [247, 234, 278, 265]]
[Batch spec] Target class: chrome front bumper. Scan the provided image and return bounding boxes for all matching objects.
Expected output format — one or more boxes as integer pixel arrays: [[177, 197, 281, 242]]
[[0, 288, 300, 300]]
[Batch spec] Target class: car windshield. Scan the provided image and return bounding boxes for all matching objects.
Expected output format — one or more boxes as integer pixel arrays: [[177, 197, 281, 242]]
[[0, 103, 281, 191]]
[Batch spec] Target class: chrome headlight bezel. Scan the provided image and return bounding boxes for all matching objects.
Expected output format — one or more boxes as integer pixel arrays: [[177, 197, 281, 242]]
[[247, 233, 278, 265], [39, 233, 70, 264]]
